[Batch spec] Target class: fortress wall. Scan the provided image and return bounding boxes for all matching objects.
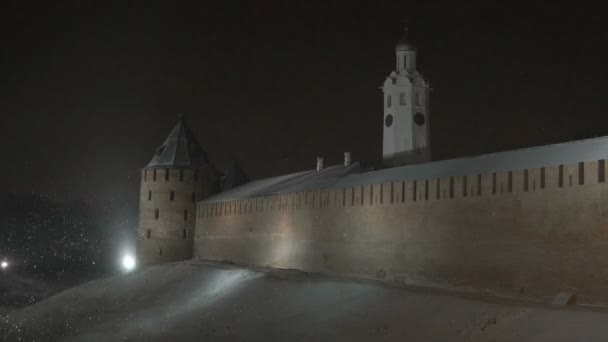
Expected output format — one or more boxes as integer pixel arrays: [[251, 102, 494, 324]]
[[194, 159, 608, 303]]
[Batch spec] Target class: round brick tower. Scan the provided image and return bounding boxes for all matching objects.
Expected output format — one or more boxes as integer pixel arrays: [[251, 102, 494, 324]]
[[137, 115, 216, 266]]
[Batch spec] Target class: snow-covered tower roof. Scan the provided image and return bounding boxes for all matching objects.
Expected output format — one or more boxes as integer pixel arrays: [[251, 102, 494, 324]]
[[146, 115, 209, 169]]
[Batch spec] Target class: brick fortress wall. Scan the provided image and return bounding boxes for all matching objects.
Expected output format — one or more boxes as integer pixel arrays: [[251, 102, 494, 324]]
[[194, 159, 608, 304]]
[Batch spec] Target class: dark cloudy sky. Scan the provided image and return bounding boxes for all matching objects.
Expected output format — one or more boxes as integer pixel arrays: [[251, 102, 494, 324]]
[[1, 1, 607, 227]]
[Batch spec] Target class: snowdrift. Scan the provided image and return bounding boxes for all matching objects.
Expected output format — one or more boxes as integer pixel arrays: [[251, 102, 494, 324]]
[[2, 260, 608, 341]]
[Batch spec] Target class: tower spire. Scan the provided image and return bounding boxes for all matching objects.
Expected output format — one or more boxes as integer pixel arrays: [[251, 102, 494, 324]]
[[146, 115, 209, 169], [382, 28, 430, 167]]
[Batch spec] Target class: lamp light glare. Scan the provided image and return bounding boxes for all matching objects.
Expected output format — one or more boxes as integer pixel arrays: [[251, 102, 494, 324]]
[[1, 261, 8, 270], [122, 255, 135, 271]]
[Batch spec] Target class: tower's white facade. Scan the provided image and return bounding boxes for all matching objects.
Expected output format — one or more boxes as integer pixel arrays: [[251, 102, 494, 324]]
[[382, 31, 431, 167]]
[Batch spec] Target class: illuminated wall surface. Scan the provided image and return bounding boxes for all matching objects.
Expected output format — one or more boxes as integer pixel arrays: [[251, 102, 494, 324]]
[[194, 157, 608, 304]]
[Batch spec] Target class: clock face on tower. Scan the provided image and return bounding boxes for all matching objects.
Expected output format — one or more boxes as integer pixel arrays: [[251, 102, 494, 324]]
[[385, 114, 393, 127], [414, 112, 425, 126]]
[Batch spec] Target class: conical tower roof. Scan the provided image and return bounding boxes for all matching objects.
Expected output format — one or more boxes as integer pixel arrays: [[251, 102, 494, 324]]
[[146, 115, 209, 169]]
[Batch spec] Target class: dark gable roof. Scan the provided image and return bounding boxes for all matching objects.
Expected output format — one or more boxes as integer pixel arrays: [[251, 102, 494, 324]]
[[146, 116, 209, 169], [201, 135, 608, 203]]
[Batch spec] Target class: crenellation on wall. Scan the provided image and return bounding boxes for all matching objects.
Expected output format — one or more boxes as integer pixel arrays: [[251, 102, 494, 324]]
[[380, 182, 389, 204], [585, 160, 597, 186], [189, 159, 608, 213], [451, 176, 461, 199], [194, 158, 608, 303]]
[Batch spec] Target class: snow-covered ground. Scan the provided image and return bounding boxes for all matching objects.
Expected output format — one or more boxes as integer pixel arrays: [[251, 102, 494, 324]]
[[2, 260, 608, 341], [0, 273, 60, 312]]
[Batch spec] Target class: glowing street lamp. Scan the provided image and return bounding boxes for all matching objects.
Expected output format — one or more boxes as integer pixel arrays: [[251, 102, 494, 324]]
[[1, 260, 8, 270], [122, 254, 136, 272]]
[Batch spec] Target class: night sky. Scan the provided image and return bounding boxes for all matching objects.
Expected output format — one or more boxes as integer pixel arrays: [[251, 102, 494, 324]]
[[1, 1, 607, 230]]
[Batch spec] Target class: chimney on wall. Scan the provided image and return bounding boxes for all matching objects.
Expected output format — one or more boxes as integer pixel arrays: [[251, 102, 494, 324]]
[[316, 157, 324, 171], [344, 152, 351, 166]]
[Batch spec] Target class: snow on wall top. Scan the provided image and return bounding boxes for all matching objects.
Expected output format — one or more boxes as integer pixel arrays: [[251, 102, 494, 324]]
[[200, 163, 361, 203], [201, 136, 608, 203]]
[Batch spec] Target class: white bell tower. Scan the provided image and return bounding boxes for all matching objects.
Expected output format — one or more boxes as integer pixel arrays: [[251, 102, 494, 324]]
[[382, 29, 431, 167]]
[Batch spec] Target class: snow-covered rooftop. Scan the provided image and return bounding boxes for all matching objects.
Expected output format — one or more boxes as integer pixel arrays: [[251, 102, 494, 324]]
[[145, 115, 210, 169], [201, 163, 361, 202], [202, 136, 608, 203]]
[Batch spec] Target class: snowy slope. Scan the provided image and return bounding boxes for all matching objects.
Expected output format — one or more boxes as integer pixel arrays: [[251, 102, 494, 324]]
[[2, 260, 608, 342]]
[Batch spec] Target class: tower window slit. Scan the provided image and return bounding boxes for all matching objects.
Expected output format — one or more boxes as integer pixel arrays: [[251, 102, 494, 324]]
[[524, 169, 529, 192], [165, 169, 169, 181], [380, 184, 384, 204], [192, 192, 196, 203], [540, 167, 546, 189], [148, 190, 152, 201], [449, 177, 454, 199], [146, 229, 151, 239], [153, 169, 157, 181], [334, 190, 338, 208], [579, 162, 585, 185], [599, 160, 605, 183], [492, 173, 497, 194], [170, 191, 175, 201], [477, 174, 482, 196], [370, 185, 374, 205], [154, 208, 159, 220], [424, 180, 429, 200], [360, 186, 364, 206], [413, 181, 417, 201], [507, 171, 513, 192], [401, 181, 405, 202], [390, 183, 394, 204], [179, 169, 184, 182], [463, 176, 467, 197], [558, 165, 564, 188], [436, 179, 440, 200], [144, 170, 147, 182], [194, 170, 198, 181], [184, 210, 188, 221]]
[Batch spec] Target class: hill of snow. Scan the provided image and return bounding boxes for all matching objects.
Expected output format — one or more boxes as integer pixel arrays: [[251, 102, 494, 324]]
[[2, 260, 608, 341]]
